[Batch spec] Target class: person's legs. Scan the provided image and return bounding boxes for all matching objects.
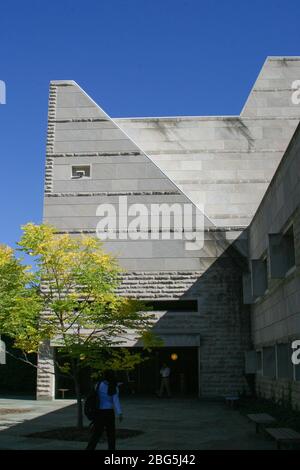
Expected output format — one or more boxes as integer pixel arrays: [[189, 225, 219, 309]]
[[165, 377, 171, 397], [161, 377, 170, 397], [104, 409, 116, 450], [86, 412, 104, 450], [158, 377, 165, 397]]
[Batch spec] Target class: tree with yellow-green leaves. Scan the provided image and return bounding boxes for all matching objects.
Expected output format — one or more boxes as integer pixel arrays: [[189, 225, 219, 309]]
[[0, 223, 160, 428]]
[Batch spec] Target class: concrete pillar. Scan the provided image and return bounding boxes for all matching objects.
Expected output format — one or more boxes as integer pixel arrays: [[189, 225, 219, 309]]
[[36, 340, 55, 400]]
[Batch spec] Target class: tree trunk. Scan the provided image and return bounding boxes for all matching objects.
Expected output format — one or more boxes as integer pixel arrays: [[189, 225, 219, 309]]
[[71, 360, 83, 429], [74, 376, 83, 429]]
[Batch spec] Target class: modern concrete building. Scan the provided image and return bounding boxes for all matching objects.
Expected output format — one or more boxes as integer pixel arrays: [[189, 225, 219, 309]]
[[246, 121, 300, 407], [37, 56, 300, 403]]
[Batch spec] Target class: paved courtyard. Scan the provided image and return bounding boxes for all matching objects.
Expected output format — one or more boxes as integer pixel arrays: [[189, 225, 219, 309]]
[[0, 396, 275, 450]]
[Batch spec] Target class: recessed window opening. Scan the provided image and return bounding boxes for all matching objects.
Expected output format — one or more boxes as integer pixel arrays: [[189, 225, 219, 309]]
[[71, 165, 91, 179], [144, 299, 198, 312]]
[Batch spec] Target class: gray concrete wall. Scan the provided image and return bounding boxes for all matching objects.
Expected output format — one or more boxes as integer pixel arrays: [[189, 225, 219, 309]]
[[38, 58, 300, 400], [39, 78, 251, 399], [256, 375, 300, 409], [116, 57, 300, 228], [248, 123, 300, 408], [43, 81, 217, 275]]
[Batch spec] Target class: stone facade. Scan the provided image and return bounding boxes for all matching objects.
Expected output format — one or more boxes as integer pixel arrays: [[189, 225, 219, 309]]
[[117, 57, 300, 228], [247, 123, 300, 408], [36, 341, 55, 400], [37, 57, 300, 400]]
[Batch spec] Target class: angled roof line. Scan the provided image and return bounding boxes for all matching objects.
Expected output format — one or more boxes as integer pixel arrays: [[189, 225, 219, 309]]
[[67, 80, 215, 228]]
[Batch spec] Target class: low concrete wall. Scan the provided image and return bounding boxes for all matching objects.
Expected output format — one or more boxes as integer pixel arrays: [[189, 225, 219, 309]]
[[256, 375, 300, 409]]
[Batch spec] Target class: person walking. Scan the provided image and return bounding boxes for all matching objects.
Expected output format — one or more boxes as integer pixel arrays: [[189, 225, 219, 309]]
[[158, 362, 171, 397], [86, 370, 123, 450]]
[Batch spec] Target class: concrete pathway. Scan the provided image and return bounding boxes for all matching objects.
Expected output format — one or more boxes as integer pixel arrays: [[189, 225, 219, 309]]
[[0, 396, 275, 450]]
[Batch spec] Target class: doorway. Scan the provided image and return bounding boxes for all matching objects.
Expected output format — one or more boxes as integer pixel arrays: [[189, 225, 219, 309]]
[[127, 347, 198, 396]]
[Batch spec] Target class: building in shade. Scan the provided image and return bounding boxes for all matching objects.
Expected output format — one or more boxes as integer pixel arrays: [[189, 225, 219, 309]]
[[37, 57, 300, 404], [245, 122, 300, 407]]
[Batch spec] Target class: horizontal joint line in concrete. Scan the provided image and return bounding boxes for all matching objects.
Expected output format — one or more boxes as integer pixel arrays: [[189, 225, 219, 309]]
[[253, 88, 296, 92], [51, 82, 74, 86], [54, 227, 201, 233], [51, 226, 243, 234], [53, 118, 109, 123], [253, 310, 300, 333], [48, 152, 141, 157], [45, 191, 180, 197], [115, 115, 300, 122], [53, 177, 171, 182], [54, 138, 134, 143], [147, 149, 288, 155], [175, 179, 271, 185]]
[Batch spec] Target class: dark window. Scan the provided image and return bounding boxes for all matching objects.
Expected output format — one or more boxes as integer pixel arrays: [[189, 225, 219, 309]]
[[283, 226, 295, 272], [72, 165, 90, 178], [277, 343, 293, 379], [296, 363, 300, 381], [256, 351, 262, 372], [263, 346, 276, 378], [269, 226, 296, 278], [262, 258, 268, 291], [144, 300, 198, 312], [251, 257, 268, 297]]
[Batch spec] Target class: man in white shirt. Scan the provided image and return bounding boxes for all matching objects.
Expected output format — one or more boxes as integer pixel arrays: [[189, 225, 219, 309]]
[[158, 362, 171, 397]]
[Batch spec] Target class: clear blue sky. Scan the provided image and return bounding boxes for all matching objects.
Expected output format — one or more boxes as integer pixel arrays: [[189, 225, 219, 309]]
[[1, 0, 300, 247]]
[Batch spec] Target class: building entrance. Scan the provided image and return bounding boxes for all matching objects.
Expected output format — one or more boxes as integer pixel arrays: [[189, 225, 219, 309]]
[[54, 347, 199, 398], [124, 347, 198, 396]]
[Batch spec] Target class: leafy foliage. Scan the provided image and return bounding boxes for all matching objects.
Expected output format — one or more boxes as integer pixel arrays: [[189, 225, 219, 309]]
[[0, 224, 160, 426]]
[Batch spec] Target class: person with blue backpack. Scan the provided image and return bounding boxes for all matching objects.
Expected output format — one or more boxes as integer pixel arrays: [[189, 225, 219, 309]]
[[86, 370, 123, 450]]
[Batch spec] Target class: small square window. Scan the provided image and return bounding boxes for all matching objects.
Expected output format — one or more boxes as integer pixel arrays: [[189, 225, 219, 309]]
[[71, 165, 90, 179]]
